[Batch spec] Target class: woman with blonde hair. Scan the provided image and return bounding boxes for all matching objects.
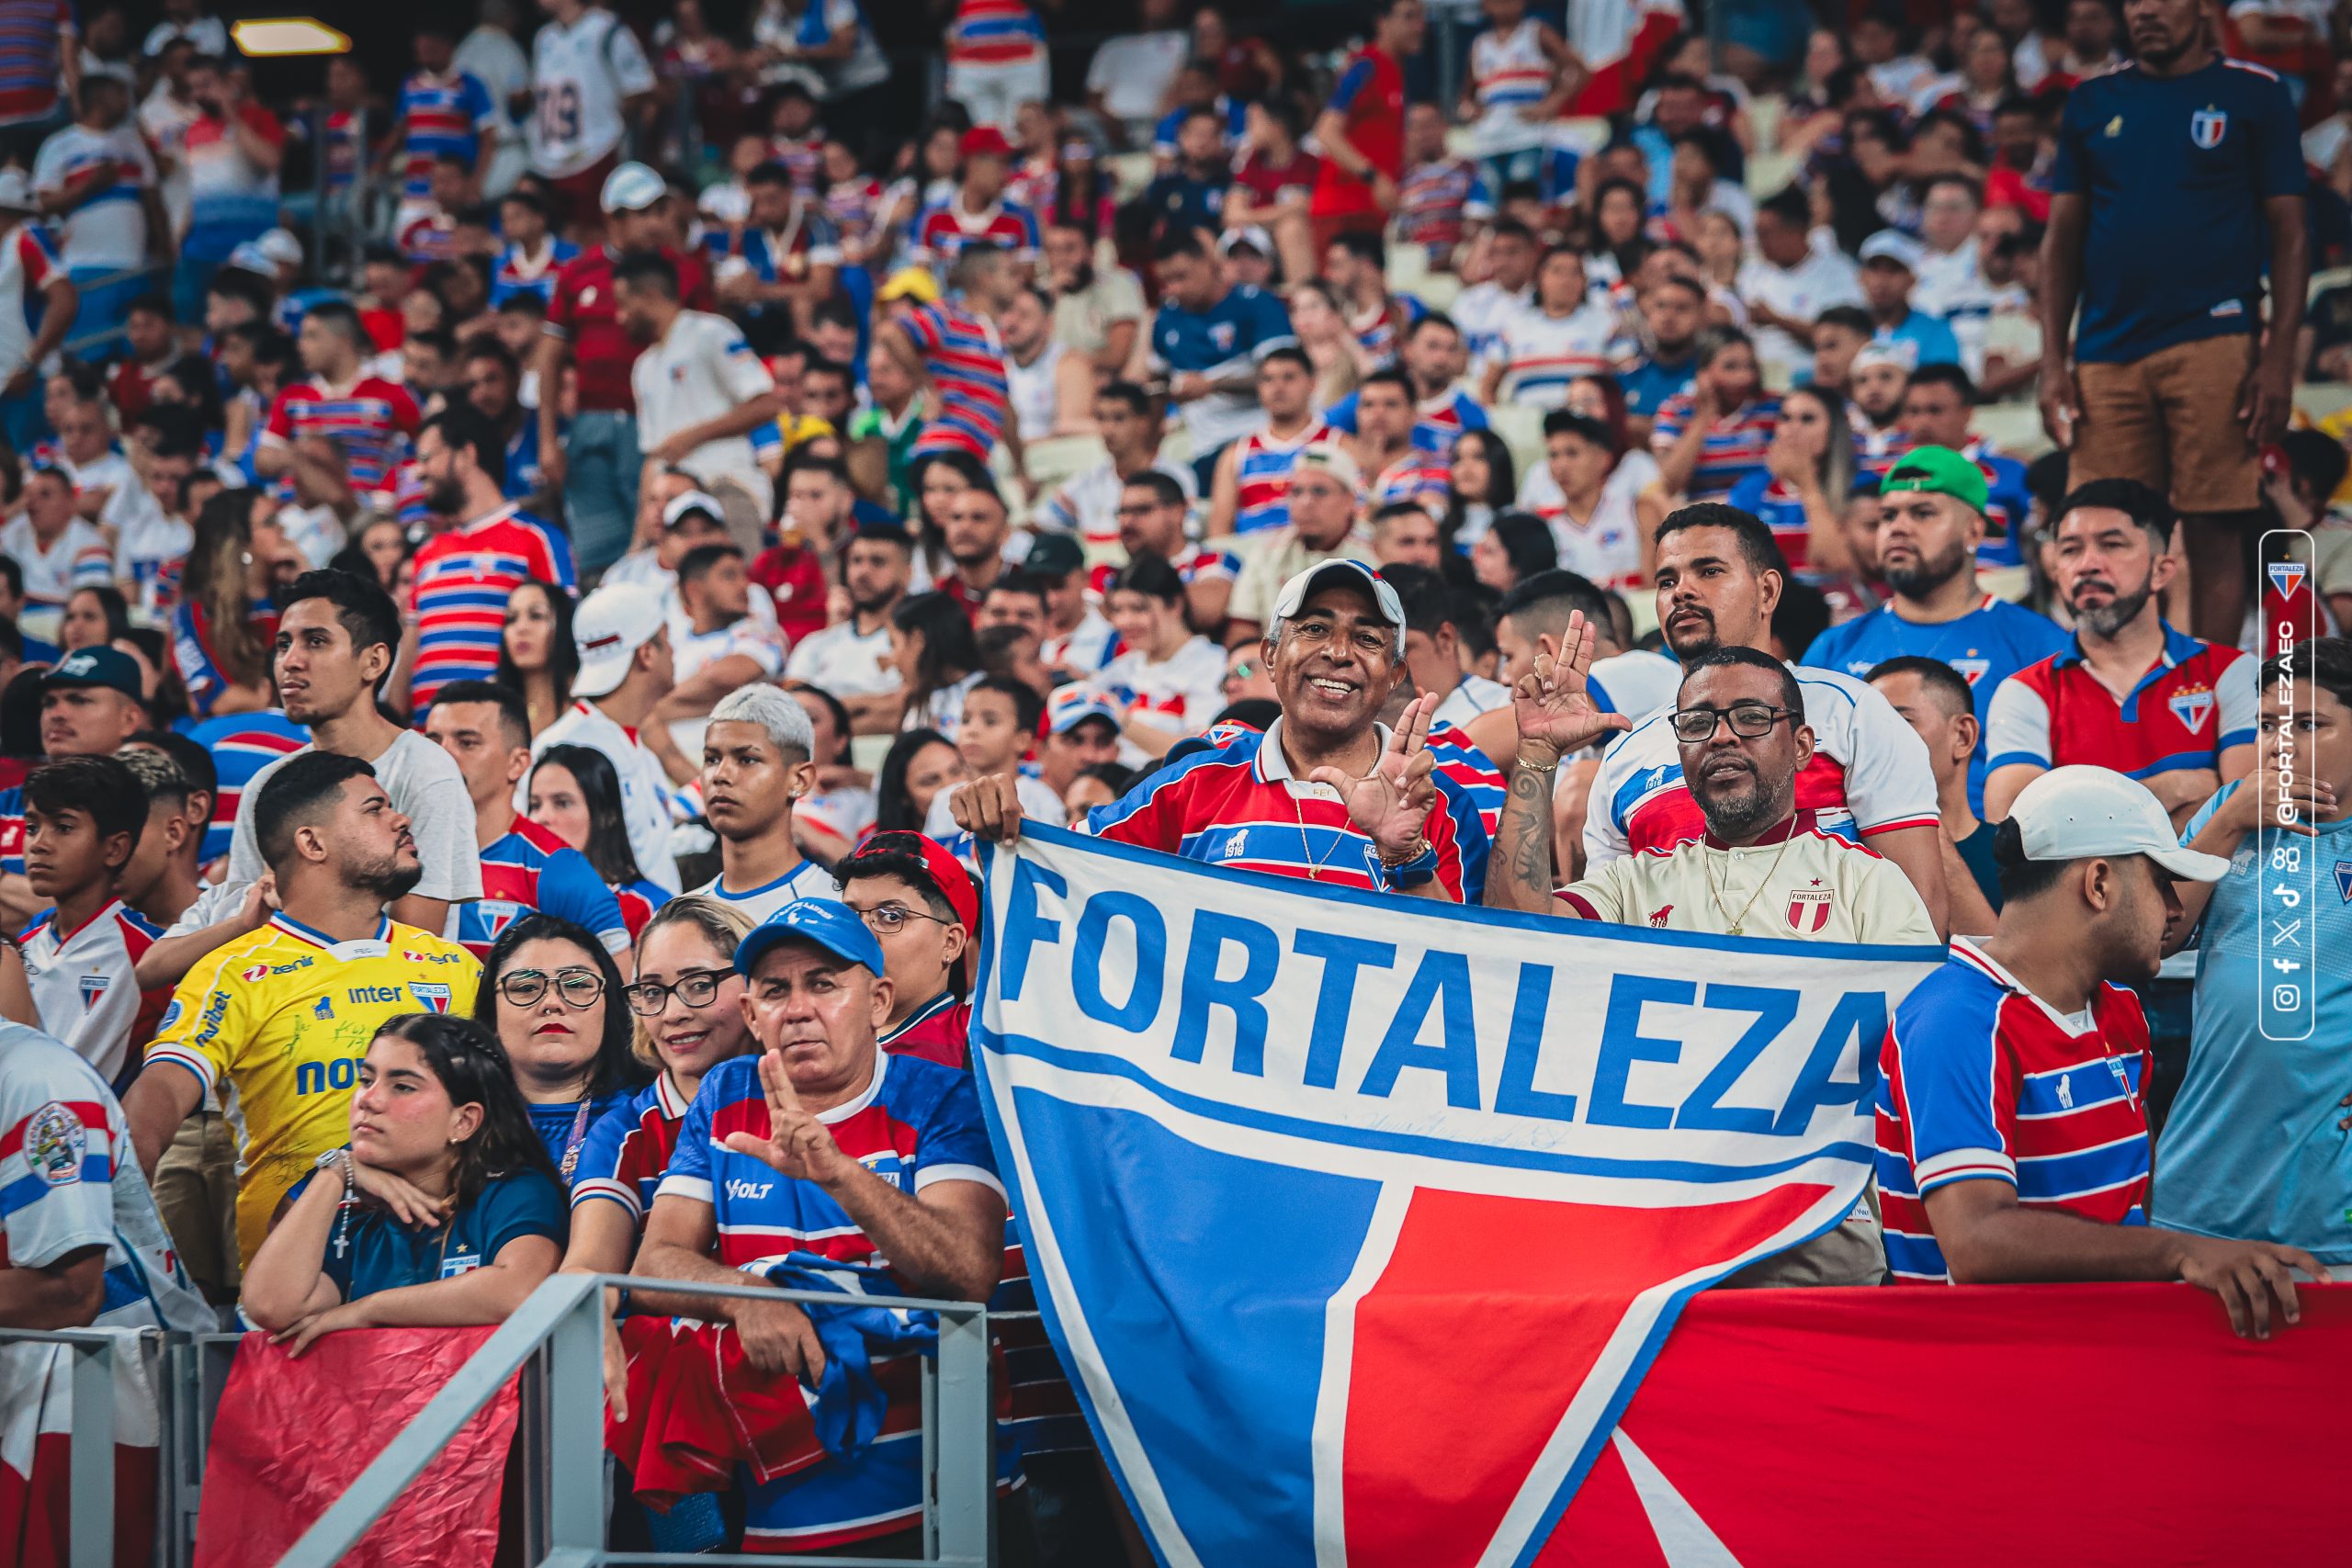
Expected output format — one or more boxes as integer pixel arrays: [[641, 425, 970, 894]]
[[559, 897, 759, 1280]]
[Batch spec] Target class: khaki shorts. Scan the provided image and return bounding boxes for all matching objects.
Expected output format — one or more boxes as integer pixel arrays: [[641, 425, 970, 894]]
[[153, 1110, 241, 1304], [2072, 333, 2260, 515]]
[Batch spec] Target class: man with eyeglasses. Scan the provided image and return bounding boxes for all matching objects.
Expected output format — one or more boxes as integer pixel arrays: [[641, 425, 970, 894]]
[[1113, 470, 1237, 637], [835, 831, 979, 1068]]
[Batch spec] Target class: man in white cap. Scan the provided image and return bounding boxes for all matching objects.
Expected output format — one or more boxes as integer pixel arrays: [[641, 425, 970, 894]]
[[525, 0, 656, 239], [0, 168, 76, 454], [528, 581, 684, 891], [957, 558, 1491, 902], [1874, 764, 2326, 1336], [1858, 230, 1962, 372], [30, 66, 164, 351], [1227, 445, 1372, 640], [537, 160, 715, 575]]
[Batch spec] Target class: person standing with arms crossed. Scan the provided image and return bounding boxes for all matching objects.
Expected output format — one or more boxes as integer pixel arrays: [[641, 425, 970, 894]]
[[2038, 0, 2306, 646]]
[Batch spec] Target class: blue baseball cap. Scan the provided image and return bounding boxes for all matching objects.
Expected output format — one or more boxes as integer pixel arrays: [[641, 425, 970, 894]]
[[735, 898, 888, 979]]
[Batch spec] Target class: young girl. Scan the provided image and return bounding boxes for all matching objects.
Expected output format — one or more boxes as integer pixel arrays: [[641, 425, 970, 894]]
[[241, 1014, 565, 1356], [529, 747, 673, 937], [1725, 383, 1857, 578]]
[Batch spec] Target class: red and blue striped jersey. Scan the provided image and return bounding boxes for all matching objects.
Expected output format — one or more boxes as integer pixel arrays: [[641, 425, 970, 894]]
[[1876, 938, 2153, 1284], [455, 818, 629, 960], [1369, 448, 1451, 515], [1394, 158, 1495, 256], [901, 301, 1011, 459], [613, 876, 673, 939], [1347, 292, 1426, 363], [322, 107, 365, 193], [1984, 624, 2256, 784], [1089, 718, 1490, 902], [945, 0, 1043, 67], [261, 376, 421, 497], [1648, 392, 1780, 501], [0, 0, 69, 127], [393, 69, 496, 202], [185, 712, 309, 865], [570, 1071, 693, 1224], [657, 1047, 1005, 1551], [408, 505, 577, 713], [1426, 725, 1507, 840], [1852, 418, 1916, 479], [490, 235, 580, 307], [1231, 420, 1338, 536], [1492, 302, 1614, 406], [909, 197, 1041, 272]]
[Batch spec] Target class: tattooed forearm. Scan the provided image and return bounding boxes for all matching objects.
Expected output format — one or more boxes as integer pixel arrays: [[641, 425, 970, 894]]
[[1485, 760, 1559, 913]]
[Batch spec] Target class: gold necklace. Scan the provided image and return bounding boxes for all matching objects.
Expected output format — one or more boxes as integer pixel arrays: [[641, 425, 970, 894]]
[[1702, 830, 1797, 936], [1291, 789, 1348, 882]]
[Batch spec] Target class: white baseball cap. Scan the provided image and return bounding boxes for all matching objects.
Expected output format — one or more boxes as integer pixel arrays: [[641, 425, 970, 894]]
[[571, 582, 668, 698], [2007, 765, 2230, 883], [600, 161, 667, 215], [256, 228, 304, 266], [1269, 558, 1406, 649], [661, 490, 727, 529], [1858, 230, 1925, 270]]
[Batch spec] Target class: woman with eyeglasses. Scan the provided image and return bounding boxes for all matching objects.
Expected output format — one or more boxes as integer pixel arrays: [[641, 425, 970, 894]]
[[472, 914, 648, 1185], [241, 1013, 566, 1357], [560, 897, 756, 1280]]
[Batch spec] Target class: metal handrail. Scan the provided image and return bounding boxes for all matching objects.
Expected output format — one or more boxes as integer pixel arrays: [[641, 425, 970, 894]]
[[0, 1325, 136, 1568], [275, 1269, 995, 1568]]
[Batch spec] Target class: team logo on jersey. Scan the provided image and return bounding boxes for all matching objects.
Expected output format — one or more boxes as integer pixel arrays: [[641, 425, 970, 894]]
[[1207, 321, 1236, 353], [2269, 561, 2309, 599], [408, 982, 453, 1013], [78, 975, 108, 1010], [1647, 905, 1673, 927], [313, 996, 334, 1021], [2168, 688, 2215, 733], [2335, 861, 2352, 902], [25, 1102, 85, 1185], [2190, 107, 2227, 149], [1221, 829, 1250, 862], [2056, 1075, 2075, 1111], [156, 999, 182, 1032], [242, 963, 269, 982], [1787, 886, 1833, 932], [2104, 114, 2124, 137], [438, 1249, 481, 1279], [480, 901, 524, 939], [1950, 658, 1991, 687]]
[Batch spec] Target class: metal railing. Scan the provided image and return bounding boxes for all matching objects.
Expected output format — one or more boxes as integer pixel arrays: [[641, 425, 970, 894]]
[[5, 1272, 997, 1568]]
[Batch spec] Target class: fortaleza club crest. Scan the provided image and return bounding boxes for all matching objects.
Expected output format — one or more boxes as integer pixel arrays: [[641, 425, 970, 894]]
[[1788, 886, 1834, 932], [408, 982, 453, 1013], [2168, 688, 2216, 734], [2270, 561, 2309, 599], [2190, 106, 2227, 149], [78, 974, 108, 1010]]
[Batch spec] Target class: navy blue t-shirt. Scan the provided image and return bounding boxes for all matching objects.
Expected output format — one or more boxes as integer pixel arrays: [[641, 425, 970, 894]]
[[2052, 57, 2305, 364], [528, 1089, 639, 1184], [294, 1165, 567, 1303]]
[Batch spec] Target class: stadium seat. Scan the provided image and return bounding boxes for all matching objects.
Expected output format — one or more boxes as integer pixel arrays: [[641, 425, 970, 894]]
[[1974, 402, 2052, 460], [1487, 400, 1548, 485], [1024, 434, 1107, 495]]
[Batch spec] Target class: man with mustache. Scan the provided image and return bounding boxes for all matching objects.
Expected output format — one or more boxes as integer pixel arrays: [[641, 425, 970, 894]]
[[1983, 479, 2255, 826], [1537, 502, 1948, 932]]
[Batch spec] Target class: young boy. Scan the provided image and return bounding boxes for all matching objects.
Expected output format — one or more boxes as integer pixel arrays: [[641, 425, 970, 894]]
[[924, 674, 1066, 840], [18, 753, 165, 1088], [1867, 655, 2000, 935], [835, 830, 979, 1066]]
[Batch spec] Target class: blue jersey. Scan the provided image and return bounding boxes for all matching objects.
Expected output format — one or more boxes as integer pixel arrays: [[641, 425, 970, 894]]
[[527, 1088, 639, 1186], [657, 1048, 1005, 1552], [1318, 387, 1490, 457], [1804, 595, 2071, 816], [1150, 282, 1294, 378], [1871, 310, 1962, 371], [2154, 783, 2352, 1263], [1152, 95, 1247, 159], [2051, 57, 2306, 364], [502, 416, 548, 501], [455, 818, 630, 961], [1617, 353, 1697, 421], [490, 237, 579, 307], [184, 711, 311, 865], [294, 1163, 564, 1300]]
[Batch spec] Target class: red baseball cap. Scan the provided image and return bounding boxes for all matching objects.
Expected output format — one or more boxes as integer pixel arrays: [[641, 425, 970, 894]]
[[958, 125, 1014, 162], [843, 829, 980, 935]]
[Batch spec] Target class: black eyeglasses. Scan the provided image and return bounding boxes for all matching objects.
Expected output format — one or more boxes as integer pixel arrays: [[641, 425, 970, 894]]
[[499, 966, 606, 1009], [855, 903, 953, 934], [622, 966, 735, 1016], [1668, 703, 1798, 744]]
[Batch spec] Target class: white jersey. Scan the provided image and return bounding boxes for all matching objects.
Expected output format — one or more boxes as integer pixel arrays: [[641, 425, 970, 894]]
[[1042, 605, 1120, 674], [1494, 303, 1615, 408], [528, 698, 681, 893], [1100, 634, 1226, 739], [1468, 18, 1554, 155], [785, 616, 900, 697], [31, 122, 157, 272], [115, 504, 194, 620], [527, 7, 656, 177], [19, 900, 162, 1086], [229, 730, 486, 906], [631, 309, 778, 517], [1453, 280, 1532, 378], [0, 1027, 209, 1333], [1584, 660, 1940, 869], [1433, 673, 1510, 730], [0, 513, 112, 620], [1557, 812, 1938, 943], [1587, 649, 1681, 720], [1036, 454, 1197, 548], [1004, 340, 1065, 444], [926, 773, 1067, 838], [690, 856, 842, 925], [673, 615, 785, 687], [1515, 450, 1657, 592]]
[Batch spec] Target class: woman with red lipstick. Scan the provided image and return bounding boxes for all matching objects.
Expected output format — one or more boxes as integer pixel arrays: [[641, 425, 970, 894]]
[[562, 897, 758, 1278], [241, 1014, 565, 1356], [473, 914, 647, 1184]]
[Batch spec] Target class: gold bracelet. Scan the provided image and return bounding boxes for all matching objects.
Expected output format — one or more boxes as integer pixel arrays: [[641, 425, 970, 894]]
[[1515, 752, 1561, 776]]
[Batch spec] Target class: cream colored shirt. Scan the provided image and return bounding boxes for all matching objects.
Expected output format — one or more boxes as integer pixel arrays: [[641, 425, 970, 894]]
[[1555, 811, 1938, 944], [1227, 526, 1376, 631]]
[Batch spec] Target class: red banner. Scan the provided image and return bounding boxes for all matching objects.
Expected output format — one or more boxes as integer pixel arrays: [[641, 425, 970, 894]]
[[195, 1328, 520, 1568], [1543, 1283, 2352, 1565]]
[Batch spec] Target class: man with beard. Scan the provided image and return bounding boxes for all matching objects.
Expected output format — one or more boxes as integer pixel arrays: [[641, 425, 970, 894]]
[[1984, 479, 2255, 825], [1845, 339, 1917, 479], [956, 559, 1490, 902], [122, 750, 482, 1272], [691, 682, 842, 922], [1564, 503, 1949, 931], [404, 407, 577, 714], [936, 483, 1013, 623], [1804, 448, 2068, 818], [785, 521, 910, 731], [1895, 366, 2033, 568]]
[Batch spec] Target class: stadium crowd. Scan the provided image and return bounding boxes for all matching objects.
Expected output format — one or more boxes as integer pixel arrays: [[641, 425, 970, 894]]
[[3, 0, 2351, 1555]]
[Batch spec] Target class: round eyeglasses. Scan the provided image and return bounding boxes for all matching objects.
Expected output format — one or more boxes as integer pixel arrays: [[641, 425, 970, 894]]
[[622, 967, 735, 1016], [498, 967, 606, 1010]]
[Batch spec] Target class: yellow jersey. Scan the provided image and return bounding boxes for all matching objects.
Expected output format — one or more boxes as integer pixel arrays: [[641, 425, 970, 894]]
[[144, 911, 481, 1265]]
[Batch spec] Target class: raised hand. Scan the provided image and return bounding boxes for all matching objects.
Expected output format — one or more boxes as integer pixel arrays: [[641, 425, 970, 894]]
[[1309, 690, 1442, 863], [1510, 618, 1634, 761], [722, 1048, 860, 1189]]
